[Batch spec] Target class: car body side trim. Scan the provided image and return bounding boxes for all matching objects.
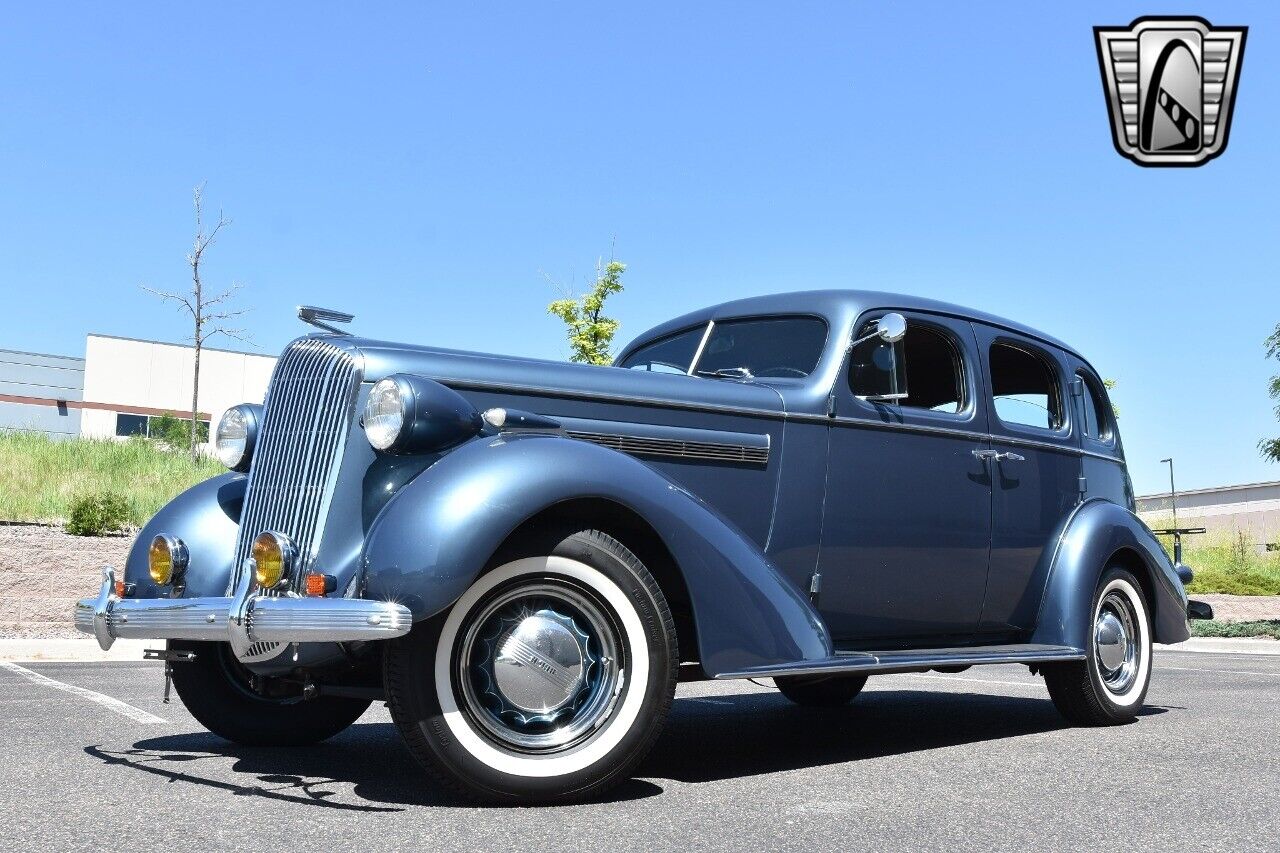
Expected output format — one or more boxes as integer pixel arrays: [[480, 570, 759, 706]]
[[713, 643, 1085, 679]]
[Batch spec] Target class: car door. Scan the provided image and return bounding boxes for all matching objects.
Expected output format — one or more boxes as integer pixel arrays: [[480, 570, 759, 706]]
[[971, 325, 1082, 638], [818, 310, 992, 646]]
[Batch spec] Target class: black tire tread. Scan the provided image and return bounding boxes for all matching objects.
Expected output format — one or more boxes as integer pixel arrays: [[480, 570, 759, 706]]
[[170, 641, 371, 746]]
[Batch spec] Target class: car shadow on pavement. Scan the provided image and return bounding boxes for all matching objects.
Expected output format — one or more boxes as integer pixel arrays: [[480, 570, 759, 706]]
[[642, 688, 1169, 785], [88, 687, 1172, 810]]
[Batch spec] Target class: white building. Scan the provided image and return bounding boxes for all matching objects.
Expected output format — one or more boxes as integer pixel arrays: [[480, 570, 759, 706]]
[[1136, 480, 1280, 552], [1, 334, 277, 452]]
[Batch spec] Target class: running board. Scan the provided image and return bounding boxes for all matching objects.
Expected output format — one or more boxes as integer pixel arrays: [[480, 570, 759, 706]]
[[714, 643, 1085, 680]]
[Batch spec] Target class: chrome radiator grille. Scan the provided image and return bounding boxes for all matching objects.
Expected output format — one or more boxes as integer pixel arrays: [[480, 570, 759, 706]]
[[230, 338, 362, 595]]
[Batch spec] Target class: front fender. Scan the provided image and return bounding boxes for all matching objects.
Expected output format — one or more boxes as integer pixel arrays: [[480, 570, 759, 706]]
[[1030, 499, 1190, 648], [123, 473, 246, 598], [361, 433, 831, 676]]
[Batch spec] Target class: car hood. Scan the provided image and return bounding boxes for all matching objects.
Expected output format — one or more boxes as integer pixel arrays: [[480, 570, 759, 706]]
[[337, 335, 787, 416]]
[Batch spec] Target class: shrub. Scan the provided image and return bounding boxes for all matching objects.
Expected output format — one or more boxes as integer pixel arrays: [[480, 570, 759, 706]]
[[1191, 620, 1280, 640], [65, 492, 133, 536], [149, 413, 209, 448]]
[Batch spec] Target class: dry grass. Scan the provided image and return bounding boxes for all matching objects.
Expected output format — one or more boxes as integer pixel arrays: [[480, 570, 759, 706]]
[[0, 431, 222, 526]]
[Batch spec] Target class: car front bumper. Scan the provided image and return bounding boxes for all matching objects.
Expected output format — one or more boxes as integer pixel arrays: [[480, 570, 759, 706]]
[[74, 567, 414, 652]]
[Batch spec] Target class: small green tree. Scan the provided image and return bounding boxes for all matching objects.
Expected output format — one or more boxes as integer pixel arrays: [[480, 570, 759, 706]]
[[1103, 378, 1120, 419], [1262, 323, 1280, 462], [547, 259, 626, 365]]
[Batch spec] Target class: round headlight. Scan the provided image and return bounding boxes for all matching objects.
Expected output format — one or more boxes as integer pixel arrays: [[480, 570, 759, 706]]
[[363, 377, 408, 450], [216, 404, 260, 472], [148, 534, 188, 586], [252, 531, 296, 589]]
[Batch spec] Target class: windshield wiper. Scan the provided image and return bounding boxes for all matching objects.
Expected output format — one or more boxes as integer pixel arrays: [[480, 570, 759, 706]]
[[696, 367, 754, 380]]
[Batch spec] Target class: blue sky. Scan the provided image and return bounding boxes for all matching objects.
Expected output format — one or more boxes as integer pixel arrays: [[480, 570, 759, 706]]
[[2, 2, 1276, 494]]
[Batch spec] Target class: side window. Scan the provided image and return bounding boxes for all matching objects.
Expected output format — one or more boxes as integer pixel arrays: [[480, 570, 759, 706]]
[[618, 325, 706, 374], [989, 342, 1063, 430], [1080, 375, 1112, 441], [850, 321, 965, 413]]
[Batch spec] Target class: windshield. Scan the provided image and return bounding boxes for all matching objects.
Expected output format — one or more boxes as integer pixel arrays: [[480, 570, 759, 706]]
[[695, 317, 827, 379], [617, 326, 705, 374]]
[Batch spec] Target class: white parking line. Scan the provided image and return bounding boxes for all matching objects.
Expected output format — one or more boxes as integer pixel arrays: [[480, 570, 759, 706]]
[[1158, 665, 1277, 678], [0, 661, 167, 725]]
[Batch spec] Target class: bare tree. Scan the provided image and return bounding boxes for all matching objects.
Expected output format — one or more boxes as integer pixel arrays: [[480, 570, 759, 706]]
[[143, 183, 250, 460]]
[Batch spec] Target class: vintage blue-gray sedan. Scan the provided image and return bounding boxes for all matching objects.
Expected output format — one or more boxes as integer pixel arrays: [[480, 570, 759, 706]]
[[74, 291, 1209, 803]]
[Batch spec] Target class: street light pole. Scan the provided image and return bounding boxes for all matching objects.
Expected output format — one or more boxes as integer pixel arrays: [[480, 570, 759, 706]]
[[1160, 457, 1181, 565], [1160, 457, 1179, 528]]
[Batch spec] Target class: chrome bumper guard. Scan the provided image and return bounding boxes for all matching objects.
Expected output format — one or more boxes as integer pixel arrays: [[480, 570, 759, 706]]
[[74, 567, 413, 652]]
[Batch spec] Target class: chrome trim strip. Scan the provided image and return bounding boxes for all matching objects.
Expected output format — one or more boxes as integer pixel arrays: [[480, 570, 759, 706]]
[[440, 379, 1129, 464], [566, 428, 769, 466], [795, 411, 1125, 463], [714, 644, 1086, 679], [686, 320, 715, 376]]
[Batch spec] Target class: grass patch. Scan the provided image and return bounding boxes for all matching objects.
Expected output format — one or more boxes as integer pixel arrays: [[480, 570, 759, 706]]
[[1147, 516, 1280, 596], [0, 431, 222, 526], [1191, 620, 1280, 640]]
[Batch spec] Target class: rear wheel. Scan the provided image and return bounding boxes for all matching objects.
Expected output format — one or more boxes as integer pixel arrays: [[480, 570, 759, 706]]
[[775, 674, 868, 707], [1043, 567, 1152, 725], [384, 528, 678, 804], [169, 641, 371, 746]]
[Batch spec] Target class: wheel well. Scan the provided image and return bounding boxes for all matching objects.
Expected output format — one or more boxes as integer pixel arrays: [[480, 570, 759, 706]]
[[1107, 547, 1157, 626], [494, 498, 701, 668]]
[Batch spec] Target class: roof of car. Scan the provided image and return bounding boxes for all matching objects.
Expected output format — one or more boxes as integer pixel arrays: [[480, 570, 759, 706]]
[[619, 289, 1085, 363]]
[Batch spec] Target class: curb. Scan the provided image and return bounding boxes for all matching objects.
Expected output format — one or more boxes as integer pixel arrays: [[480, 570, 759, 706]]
[[1157, 637, 1280, 656], [0, 638, 152, 662], [3, 636, 1277, 663]]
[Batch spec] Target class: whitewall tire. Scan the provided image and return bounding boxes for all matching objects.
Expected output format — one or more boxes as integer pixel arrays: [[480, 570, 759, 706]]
[[1044, 567, 1153, 725], [384, 528, 677, 803]]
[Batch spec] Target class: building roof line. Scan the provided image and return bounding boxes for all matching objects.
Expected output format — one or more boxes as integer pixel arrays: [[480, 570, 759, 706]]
[[0, 346, 86, 363], [87, 332, 273, 358], [1136, 480, 1280, 501]]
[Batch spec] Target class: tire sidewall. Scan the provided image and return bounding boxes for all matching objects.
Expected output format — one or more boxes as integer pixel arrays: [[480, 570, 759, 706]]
[[1087, 569, 1152, 718], [395, 532, 675, 801]]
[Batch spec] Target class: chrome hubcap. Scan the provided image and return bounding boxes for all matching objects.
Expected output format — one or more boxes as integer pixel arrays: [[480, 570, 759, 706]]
[[1094, 591, 1139, 694], [457, 580, 624, 753], [492, 611, 588, 714]]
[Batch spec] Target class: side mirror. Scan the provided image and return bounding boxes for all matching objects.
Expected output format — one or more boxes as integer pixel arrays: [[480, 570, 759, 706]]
[[876, 312, 907, 343]]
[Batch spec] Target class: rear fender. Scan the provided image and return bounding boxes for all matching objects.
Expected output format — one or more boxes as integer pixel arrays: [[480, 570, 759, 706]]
[[1030, 499, 1190, 648], [361, 433, 831, 676]]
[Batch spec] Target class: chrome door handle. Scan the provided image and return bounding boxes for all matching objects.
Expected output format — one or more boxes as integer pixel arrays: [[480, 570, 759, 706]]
[[973, 449, 1025, 462]]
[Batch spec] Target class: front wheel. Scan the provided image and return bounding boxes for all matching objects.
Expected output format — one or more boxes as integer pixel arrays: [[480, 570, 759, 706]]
[[1043, 567, 1153, 725], [169, 641, 371, 746], [384, 529, 678, 804]]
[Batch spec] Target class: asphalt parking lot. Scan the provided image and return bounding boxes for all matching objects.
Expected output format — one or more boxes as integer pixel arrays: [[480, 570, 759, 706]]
[[1, 650, 1276, 852]]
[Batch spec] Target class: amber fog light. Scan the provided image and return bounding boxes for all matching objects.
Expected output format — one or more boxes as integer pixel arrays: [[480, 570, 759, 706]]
[[148, 535, 188, 586], [252, 531, 296, 589]]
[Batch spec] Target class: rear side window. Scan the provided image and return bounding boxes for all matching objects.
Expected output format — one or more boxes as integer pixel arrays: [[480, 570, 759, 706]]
[[850, 322, 965, 413], [695, 317, 827, 378], [1080, 375, 1112, 441], [989, 343, 1063, 430], [618, 326, 705, 374]]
